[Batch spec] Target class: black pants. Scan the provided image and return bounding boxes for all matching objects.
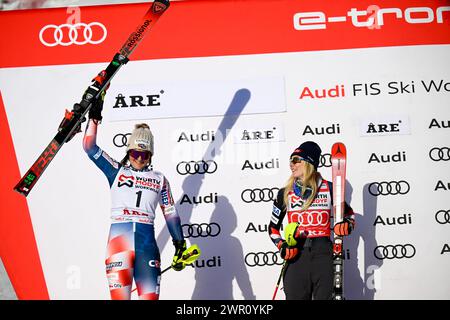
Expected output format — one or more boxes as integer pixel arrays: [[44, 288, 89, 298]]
[[283, 237, 333, 300]]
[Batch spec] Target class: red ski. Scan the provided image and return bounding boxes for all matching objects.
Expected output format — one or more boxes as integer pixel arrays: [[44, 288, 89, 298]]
[[331, 142, 347, 300], [14, 0, 170, 197]]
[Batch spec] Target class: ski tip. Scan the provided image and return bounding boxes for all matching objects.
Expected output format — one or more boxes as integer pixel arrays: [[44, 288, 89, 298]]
[[331, 142, 346, 156], [152, 0, 170, 14]]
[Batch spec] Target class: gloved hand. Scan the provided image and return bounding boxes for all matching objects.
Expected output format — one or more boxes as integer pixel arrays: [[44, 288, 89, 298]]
[[284, 222, 308, 246], [88, 70, 109, 122], [333, 217, 355, 236], [88, 90, 105, 122], [277, 240, 298, 260], [171, 240, 187, 271]]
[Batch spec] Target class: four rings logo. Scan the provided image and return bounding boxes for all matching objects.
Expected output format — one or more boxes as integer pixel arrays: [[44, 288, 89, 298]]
[[374, 244, 416, 260], [245, 251, 283, 267], [241, 188, 279, 203], [368, 181, 410, 196], [113, 133, 131, 148], [318, 153, 332, 168], [429, 147, 450, 161], [39, 22, 107, 47], [435, 210, 450, 224], [290, 211, 330, 227], [182, 223, 221, 238], [176, 160, 218, 175]]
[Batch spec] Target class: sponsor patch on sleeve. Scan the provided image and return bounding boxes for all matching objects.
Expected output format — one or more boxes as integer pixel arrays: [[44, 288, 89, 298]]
[[272, 205, 281, 217], [271, 215, 279, 225], [93, 148, 102, 160]]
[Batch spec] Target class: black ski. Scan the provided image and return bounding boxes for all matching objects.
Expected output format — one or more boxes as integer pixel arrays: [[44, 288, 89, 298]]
[[14, 0, 170, 197]]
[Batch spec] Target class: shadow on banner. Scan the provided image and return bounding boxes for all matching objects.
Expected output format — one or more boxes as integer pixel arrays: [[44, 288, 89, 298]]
[[191, 196, 256, 299], [343, 181, 383, 300], [156, 88, 253, 299]]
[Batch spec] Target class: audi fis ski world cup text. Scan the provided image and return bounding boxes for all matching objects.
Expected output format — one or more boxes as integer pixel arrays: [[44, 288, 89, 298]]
[[298, 79, 450, 100]]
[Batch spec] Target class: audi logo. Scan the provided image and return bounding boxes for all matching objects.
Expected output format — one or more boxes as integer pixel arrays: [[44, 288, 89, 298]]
[[374, 244, 416, 260], [429, 147, 450, 162], [241, 188, 279, 203], [368, 181, 410, 196], [318, 153, 332, 168], [176, 160, 217, 175], [182, 223, 221, 238], [113, 133, 131, 148], [39, 22, 107, 47], [290, 211, 329, 227], [245, 251, 283, 267], [435, 210, 450, 224]]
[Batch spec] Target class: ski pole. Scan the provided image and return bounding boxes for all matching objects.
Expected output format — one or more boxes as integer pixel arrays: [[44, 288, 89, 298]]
[[131, 244, 201, 293], [272, 260, 288, 300], [161, 244, 201, 274]]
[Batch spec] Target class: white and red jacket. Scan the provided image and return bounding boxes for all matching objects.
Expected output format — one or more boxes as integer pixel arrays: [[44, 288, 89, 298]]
[[269, 178, 354, 248]]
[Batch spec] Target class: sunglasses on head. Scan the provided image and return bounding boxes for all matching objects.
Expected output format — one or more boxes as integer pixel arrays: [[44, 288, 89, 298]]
[[129, 149, 151, 161], [290, 156, 304, 164]]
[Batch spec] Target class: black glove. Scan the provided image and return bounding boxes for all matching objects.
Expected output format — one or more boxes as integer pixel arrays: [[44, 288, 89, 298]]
[[171, 240, 187, 271], [277, 240, 298, 260], [88, 70, 109, 122], [88, 90, 105, 122]]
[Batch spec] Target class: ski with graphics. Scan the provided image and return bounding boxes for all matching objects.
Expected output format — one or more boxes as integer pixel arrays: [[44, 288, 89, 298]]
[[331, 142, 347, 300], [14, 0, 170, 197]]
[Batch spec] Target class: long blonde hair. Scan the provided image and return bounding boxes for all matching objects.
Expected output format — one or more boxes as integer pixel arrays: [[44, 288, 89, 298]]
[[283, 161, 321, 210]]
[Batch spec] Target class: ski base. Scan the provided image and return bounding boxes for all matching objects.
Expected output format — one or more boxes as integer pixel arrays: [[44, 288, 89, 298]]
[[13, 0, 170, 197]]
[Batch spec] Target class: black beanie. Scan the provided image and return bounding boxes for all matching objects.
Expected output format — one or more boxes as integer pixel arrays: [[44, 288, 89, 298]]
[[290, 141, 322, 169]]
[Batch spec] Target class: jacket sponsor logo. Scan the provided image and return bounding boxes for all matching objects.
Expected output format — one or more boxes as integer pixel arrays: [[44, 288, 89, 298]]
[[123, 209, 148, 216], [118, 174, 134, 187]]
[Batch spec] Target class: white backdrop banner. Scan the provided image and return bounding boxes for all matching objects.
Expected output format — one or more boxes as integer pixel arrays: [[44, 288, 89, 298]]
[[0, 0, 449, 300]]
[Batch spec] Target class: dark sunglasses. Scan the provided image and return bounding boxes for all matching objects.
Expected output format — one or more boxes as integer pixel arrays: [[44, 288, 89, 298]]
[[290, 156, 304, 164], [129, 149, 151, 161]]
